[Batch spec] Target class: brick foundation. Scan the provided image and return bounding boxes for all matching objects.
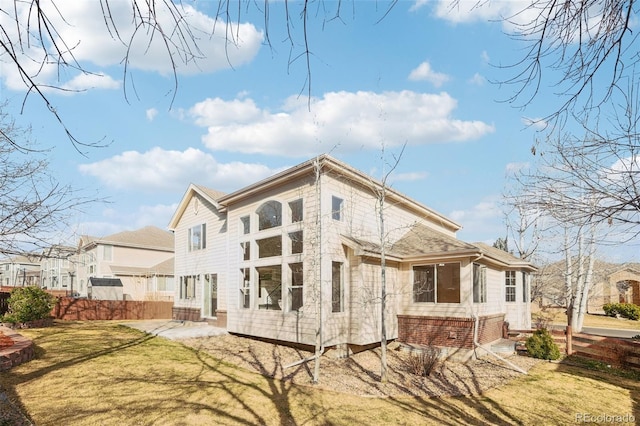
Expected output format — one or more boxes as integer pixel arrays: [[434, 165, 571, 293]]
[[172, 307, 201, 322], [397, 314, 506, 350], [206, 310, 227, 328]]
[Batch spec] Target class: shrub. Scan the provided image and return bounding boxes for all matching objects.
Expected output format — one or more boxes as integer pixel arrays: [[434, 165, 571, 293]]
[[526, 328, 561, 360], [2, 286, 55, 323], [403, 346, 441, 377], [603, 303, 640, 320]]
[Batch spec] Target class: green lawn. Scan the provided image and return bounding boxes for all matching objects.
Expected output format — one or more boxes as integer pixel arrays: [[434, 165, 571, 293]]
[[1, 321, 638, 425]]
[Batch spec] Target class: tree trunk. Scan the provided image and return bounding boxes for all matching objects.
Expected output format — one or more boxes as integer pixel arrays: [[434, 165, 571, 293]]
[[564, 228, 574, 328], [574, 224, 597, 332], [379, 185, 387, 383]]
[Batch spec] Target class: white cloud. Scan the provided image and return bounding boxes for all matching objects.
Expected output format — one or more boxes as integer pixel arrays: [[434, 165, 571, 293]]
[[521, 116, 548, 130], [468, 73, 485, 86], [78, 147, 280, 193], [481, 50, 490, 64], [410, 0, 430, 12], [71, 203, 177, 237], [450, 197, 505, 242], [390, 171, 428, 182], [146, 108, 159, 122], [603, 155, 640, 183], [190, 90, 495, 157], [432, 1, 536, 29], [59, 72, 121, 92], [408, 62, 450, 87], [505, 162, 530, 174], [1, 3, 263, 92]]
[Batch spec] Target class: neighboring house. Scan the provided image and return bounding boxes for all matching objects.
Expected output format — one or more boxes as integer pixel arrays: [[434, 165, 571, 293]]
[[0, 254, 41, 288], [169, 155, 536, 358], [77, 226, 175, 301], [601, 266, 640, 306], [39, 245, 78, 294], [535, 260, 640, 313]]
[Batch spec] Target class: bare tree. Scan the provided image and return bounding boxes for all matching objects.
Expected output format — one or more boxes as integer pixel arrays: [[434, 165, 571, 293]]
[[1, 1, 391, 147], [0, 103, 97, 257], [500, 1, 637, 125], [370, 144, 405, 383]]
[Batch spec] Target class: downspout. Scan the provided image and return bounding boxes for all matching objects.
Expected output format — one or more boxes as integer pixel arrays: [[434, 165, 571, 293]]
[[470, 253, 527, 375]]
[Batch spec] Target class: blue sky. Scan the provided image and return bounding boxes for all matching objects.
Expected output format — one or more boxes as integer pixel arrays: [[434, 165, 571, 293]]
[[1, 1, 637, 262]]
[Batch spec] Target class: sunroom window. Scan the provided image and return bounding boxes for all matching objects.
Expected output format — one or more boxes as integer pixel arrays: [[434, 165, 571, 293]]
[[505, 270, 516, 302], [413, 263, 460, 303]]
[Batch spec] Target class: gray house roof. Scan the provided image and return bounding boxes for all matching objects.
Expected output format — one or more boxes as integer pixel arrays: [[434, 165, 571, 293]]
[[341, 224, 537, 271], [81, 226, 174, 252], [109, 257, 174, 276]]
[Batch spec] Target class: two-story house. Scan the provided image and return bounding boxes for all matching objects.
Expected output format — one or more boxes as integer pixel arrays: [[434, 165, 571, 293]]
[[169, 155, 536, 358], [0, 254, 41, 289], [77, 226, 175, 301], [39, 245, 78, 295]]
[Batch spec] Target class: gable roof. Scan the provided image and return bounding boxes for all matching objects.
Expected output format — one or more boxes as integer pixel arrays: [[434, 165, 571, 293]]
[[216, 155, 460, 233], [80, 226, 174, 252], [168, 183, 226, 230]]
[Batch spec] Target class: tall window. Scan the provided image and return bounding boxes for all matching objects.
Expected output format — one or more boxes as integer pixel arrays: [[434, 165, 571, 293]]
[[332, 196, 343, 221], [240, 268, 251, 309], [289, 199, 303, 223], [103, 245, 113, 261], [240, 216, 250, 234], [257, 236, 282, 258], [290, 263, 303, 311], [473, 263, 487, 303], [505, 270, 516, 302], [332, 261, 344, 312], [413, 263, 460, 303], [241, 241, 250, 261], [289, 231, 303, 254], [180, 275, 196, 299], [522, 272, 529, 303], [257, 265, 282, 310], [188, 224, 206, 251], [257, 201, 282, 230]]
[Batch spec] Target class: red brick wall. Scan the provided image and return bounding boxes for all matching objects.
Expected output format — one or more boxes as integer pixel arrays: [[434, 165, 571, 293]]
[[172, 307, 201, 322], [53, 298, 173, 320], [397, 314, 506, 349], [477, 314, 506, 344]]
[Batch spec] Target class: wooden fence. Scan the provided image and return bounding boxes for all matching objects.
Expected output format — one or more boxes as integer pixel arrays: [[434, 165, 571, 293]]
[[53, 297, 173, 321], [570, 333, 640, 371]]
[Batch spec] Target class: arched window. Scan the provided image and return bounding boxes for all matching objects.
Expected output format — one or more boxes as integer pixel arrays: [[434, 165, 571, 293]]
[[257, 200, 282, 230]]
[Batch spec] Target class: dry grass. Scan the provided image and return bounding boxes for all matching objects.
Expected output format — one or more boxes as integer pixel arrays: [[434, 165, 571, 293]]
[[534, 308, 640, 331], [1, 321, 638, 425]]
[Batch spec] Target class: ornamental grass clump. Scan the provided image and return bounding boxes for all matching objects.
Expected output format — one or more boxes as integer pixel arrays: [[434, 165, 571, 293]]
[[526, 328, 561, 360], [403, 346, 441, 377], [2, 286, 55, 324]]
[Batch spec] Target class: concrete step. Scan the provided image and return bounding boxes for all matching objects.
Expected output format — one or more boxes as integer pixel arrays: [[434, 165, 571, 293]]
[[489, 338, 516, 354]]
